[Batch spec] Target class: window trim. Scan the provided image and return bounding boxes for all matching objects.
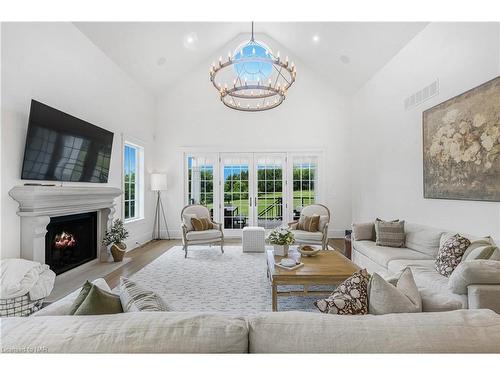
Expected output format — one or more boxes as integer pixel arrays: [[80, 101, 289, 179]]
[[122, 137, 145, 223]]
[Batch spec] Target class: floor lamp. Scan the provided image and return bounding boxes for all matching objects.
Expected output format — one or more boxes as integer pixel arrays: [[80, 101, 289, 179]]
[[151, 173, 170, 240]]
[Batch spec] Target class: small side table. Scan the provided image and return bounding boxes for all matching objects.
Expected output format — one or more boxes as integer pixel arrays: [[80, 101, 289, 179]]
[[242, 226, 266, 253], [344, 233, 352, 260]]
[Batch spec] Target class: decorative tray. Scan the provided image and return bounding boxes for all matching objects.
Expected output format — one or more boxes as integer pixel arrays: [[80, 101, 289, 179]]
[[275, 261, 304, 271]]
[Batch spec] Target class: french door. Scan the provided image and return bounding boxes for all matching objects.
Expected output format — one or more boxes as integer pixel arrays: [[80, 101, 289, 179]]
[[219, 153, 286, 233], [185, 151, 320, 235]]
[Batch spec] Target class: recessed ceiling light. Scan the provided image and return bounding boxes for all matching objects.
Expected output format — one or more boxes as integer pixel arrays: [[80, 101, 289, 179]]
[[157, 57, 167, 66], [312, 34, 320, 43], [183, 32, 199, 50], [340, 55, 351, 64]]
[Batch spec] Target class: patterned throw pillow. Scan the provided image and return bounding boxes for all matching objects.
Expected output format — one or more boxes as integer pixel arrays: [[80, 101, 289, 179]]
[[375, 219, 405, 247], [435, 234, 471, 277], [297, 214, 320, 232], [191, 217, 213, 231], [119, 277, 167, 312], [314, 269, 370, 314]]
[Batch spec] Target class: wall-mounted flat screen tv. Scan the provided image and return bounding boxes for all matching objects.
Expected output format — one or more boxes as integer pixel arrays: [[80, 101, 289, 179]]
[[21, 100, 114, 183]]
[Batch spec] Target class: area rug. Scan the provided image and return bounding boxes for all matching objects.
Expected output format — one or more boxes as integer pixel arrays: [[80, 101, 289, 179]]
[[120, 246, 334, 314]]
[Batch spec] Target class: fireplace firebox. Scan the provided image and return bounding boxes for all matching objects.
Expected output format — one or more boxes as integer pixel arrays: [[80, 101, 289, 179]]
[[45, 212, 98, 275]]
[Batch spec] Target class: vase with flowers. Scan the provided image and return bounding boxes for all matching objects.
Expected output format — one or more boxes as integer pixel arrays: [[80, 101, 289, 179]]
[[267, 226, 295, 256]]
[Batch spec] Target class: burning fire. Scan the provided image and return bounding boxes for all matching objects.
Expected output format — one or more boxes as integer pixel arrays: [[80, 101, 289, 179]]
[[54, 231, 76, 249]]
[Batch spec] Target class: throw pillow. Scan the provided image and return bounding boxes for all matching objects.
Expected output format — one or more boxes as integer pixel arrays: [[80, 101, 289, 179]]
[[297, 214, 320, 232], [440, 233, 494, 260], [314, 269, 370, 315], [119, 277, 167, 312], [72, 284, 123, 315], [448, 260, 500, 294], [374, 219, 405, 247], [368, 267, 422, 314], [68, 280, 93, 315], [191, 217, 213, 231], [435, 234, 471, 277], [182, 213, 198, 232], [464, 245, 498, 261], [351, 222, 375, 241]]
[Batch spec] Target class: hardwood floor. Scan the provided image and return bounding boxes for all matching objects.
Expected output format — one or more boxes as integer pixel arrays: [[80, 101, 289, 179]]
[[104, 238, 346, 289]]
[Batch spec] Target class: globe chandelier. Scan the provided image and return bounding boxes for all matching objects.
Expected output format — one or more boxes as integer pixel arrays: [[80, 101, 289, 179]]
[[209, 22, 296, 112]]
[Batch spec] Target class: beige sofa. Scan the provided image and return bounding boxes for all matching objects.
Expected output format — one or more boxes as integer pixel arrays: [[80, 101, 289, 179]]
[[352, 222, 500, 313], [1, 278, 500, 353]]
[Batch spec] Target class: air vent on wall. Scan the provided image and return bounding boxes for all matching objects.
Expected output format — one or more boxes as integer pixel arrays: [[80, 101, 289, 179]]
[[404, 79, 439, 111]]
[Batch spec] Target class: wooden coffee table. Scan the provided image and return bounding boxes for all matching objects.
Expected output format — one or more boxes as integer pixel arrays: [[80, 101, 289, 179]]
[[266, 249, 359, 311]]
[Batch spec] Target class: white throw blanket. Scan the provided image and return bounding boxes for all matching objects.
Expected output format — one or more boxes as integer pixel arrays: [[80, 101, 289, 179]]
[[0, 259, 56, 300]]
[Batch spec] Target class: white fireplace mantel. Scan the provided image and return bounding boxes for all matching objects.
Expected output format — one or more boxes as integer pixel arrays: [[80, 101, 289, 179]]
[[9, 185, 122, 264]]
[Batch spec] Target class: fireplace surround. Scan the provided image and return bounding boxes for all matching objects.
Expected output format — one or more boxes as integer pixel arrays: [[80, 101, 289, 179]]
[[9, 186, 122, 269]]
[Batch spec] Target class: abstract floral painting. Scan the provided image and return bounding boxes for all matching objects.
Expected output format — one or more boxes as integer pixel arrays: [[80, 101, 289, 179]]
[[423, 76, 500, 201]]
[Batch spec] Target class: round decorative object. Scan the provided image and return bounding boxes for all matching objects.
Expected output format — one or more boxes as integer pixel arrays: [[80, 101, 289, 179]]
[[280, 258, 296, 267], [209, 22, 296, 112], [298, 245, 321, 257], [110, 242, 127, 262]]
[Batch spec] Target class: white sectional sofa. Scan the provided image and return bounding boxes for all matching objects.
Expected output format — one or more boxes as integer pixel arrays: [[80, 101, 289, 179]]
[[352, 222, 500, 313], [0, 277, 499, 353], [1, 278, 500, 353]]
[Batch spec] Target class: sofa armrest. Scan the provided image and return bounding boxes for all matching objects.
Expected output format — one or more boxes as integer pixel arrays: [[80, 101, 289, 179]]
[[467, 284, 500, 314], [351, 222, 375, 241]]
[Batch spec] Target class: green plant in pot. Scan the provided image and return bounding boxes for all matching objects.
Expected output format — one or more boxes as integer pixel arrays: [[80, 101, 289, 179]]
[[102, 219, 129, 262]]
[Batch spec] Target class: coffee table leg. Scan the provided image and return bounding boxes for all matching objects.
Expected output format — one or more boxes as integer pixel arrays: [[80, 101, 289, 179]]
[[272, 284, 278, 312]]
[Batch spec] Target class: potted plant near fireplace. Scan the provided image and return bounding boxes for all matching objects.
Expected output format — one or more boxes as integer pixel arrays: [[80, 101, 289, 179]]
[[102, 219, 129, 262], [267, 226, 295, 257]]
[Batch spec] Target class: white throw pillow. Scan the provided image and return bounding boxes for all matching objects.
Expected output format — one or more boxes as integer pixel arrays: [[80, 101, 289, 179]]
[[368, 267, 422, 315], [448, 260, 500, 295], [182, 213, 198, 232], [119, 277, 167, 312], [464, 245, 498, 261]]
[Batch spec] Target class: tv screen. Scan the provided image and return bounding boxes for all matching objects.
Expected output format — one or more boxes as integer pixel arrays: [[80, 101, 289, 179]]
[[21, 100, 114, 183]]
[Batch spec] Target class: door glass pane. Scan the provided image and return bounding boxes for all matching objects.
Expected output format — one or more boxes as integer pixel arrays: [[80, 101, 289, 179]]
[[222, 157, 249, 229], [256, 156, 284, 229], [187, 156, 214, 219], [293, 156, 318, 220]]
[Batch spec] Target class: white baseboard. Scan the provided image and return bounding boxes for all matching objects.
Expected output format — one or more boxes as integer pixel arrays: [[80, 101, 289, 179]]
[[124, 232, 154, 250]]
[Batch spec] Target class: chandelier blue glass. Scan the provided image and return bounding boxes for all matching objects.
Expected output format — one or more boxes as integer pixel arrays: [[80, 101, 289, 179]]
[[210, 22, 296, 112]]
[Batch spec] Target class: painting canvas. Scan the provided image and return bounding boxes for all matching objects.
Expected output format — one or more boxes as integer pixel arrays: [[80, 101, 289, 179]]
[[423, 76, 500, 201]]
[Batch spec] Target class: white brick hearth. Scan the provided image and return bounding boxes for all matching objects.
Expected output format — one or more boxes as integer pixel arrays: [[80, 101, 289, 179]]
[[8, 185, 122, 264]]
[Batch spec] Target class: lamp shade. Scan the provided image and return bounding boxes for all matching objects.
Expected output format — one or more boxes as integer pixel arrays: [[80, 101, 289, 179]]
[[150, 173, 167, 191]]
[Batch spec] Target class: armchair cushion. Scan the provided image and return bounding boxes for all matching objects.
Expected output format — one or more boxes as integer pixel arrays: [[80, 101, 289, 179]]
[[182, 213, 197, 232], [292, 230, 323, 241], [191, 217, 213, 231], [186, 229, 222, 241], [297, 214, 320, 232]]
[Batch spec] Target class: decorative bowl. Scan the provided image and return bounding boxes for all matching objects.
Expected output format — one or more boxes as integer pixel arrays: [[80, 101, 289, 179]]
[[280, 258, 297, 267], [298, 246, 321, 257]]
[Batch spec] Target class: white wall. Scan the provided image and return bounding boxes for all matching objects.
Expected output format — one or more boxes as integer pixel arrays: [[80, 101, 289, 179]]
[[154, 37, 352, 238], [1, 23, 157, 258], [351, 22, 500, 239]]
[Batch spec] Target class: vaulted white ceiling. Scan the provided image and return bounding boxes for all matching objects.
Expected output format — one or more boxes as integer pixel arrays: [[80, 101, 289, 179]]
[[74, 22, 427, 95]]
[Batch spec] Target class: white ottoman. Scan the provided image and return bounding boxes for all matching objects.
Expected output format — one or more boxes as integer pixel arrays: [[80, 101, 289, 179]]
[[242, 226, 266, 253]]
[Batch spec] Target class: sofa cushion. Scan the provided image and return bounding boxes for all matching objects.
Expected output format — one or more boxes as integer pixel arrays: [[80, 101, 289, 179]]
[[410, 265, 467, 311], [387, 259, 436, 274], [291, 230, 323, 241], [247, 310, 500, 353], [448, 260, 500, 295], [375, 220, 405, 247], [404, 223, 444, 258], [354, 241, 432, 268], [32, 278, 111, 316], [314, 269, 370, 315], [465, 245, 498, 261], [185, 229, 222, 241], [368, 268, 422, 315], [352, 222, 375, 241], [435, 234, 471, 277], [0, 312, 249, 353]]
